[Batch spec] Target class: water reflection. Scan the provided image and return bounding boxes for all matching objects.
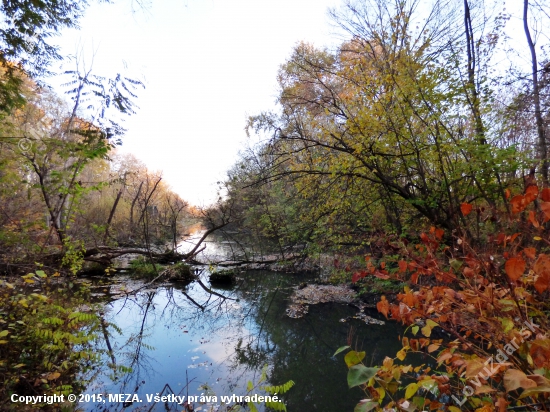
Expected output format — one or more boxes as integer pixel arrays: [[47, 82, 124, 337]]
[[83, 271, 404, 411]]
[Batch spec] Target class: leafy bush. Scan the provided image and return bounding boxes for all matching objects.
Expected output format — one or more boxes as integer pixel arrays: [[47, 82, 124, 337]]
[[342, 185, 550, 411], [0, 271, 101, 410]]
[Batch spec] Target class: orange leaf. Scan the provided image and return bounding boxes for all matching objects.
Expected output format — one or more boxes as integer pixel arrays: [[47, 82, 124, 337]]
[[524, 247, 537, 259], [460, 203, 473, 216], [435, 228, 444, 240], [530, 340, 550, 368], [525, 185, 539, 203], [535, 271, 550, 294], [505, 256, 525, 281], [374, 270, 390, 279], [541, 202, 550, 222], [505, 189, 511, 199], [398, 260, 407, 273], [542, 188, 550, 202], [529, 210, 540, 228], [377, 296, 390, 318], [534, 254, 550, 276], [510, 195, 526, 213]]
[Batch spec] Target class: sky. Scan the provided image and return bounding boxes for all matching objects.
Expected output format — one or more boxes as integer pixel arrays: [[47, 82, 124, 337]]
[[52, 0, 344, 206]]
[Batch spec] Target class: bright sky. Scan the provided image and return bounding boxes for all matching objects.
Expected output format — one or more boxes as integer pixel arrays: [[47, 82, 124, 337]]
[[52, 0, 343, 206]]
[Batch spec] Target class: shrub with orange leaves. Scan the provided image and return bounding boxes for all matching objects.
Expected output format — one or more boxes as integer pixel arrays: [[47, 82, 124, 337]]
[[342, 186, 550, 411]]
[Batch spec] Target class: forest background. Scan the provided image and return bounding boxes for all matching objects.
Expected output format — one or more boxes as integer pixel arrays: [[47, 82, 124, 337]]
[[2, 0, 550, 411]]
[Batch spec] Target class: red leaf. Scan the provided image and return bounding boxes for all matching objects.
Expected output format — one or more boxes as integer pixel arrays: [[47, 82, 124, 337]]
[[352, 272, 361, 283], [541, 202, 550, 222], [535, 271, 550, 294], [533, 254, 550, 276], [435, 228, 444, 240], [377, 296, 390, 318], [542, 188, 550, 202], [510, 195, 526, 213], [529, 210, 540, 228], [460, 203, 473, 216], [525, 185, 539, 203], [398, 260, 408, 273], [505, 256, 526, 281], [374, 271, 390, 280], [463, 267, 475, 278], [420, 233, 429, 244], [524, 247, 537, 259]]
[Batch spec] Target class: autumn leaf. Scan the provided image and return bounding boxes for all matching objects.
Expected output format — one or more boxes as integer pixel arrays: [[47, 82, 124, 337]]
[[534, 254, 550, 277], [421, 325, 432, 337], [505, 188, 511, 199], [510, 195, 526, 213], [344, 350, 366, 368], [377, 296, 390, 318], [503, 369, 537, 392], [535, 271, 550, 294], [46, 372, 61, 381], [524, 247, 537, 259], [427, 343, 440, 353], [540, 202, 550, 222], [404, 383, 418, 399], [530, 340, 550, 368], [398, 260, 407, 273], [460, 203, 473, 216], [373, 270, 390, 279], [495, 397, 509, 412], [528, 210, 540, 228], [525, 185, 539, 203], [505, 256, 525, 281], [542, 188, 550, 202], [463, 267, 475, 278]]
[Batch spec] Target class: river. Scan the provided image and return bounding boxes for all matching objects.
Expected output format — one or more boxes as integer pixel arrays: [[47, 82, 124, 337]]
[[80, 234, 404, 412]]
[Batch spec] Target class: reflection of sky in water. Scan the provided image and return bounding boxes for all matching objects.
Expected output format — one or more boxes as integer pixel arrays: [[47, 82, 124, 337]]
[[83, 265, 404, 411], [84, 273, 269, 412]]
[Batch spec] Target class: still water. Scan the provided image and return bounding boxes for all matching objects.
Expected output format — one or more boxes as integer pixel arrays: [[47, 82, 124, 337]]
[[82, 268, 404, 412]]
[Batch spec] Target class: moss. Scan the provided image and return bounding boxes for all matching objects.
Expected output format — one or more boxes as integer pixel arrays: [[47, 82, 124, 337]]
[[128, 256, 164, 279], [209, 269, 236, 284]]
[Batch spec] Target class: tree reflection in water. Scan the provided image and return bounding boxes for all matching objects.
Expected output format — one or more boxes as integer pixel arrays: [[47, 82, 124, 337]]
[[83, 271, 404, 412]]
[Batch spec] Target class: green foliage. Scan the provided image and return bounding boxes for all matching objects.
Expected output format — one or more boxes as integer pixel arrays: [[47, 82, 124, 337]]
[[128, 256, 164, 278], [61, 237, 85, 275], [0, 272, 101, 410]]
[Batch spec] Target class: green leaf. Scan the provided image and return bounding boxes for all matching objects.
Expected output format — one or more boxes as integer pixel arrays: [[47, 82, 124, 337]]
[[333, 345, 350, 357], [500, 317, 514, 333], [354, 400, 378, 412], [0, 330, 9, 338], [347, 365, 379, 388], [345, 350, 366, 367], [405, 382, 419, 399], [35, 270, 47, 278], [411, 325, 419, 335]]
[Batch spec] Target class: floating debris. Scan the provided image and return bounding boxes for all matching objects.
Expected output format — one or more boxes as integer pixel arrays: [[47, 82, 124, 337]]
[[286, 303, 309, 318], [353, 311, 385, 325], [292, 284, 355, 305]]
